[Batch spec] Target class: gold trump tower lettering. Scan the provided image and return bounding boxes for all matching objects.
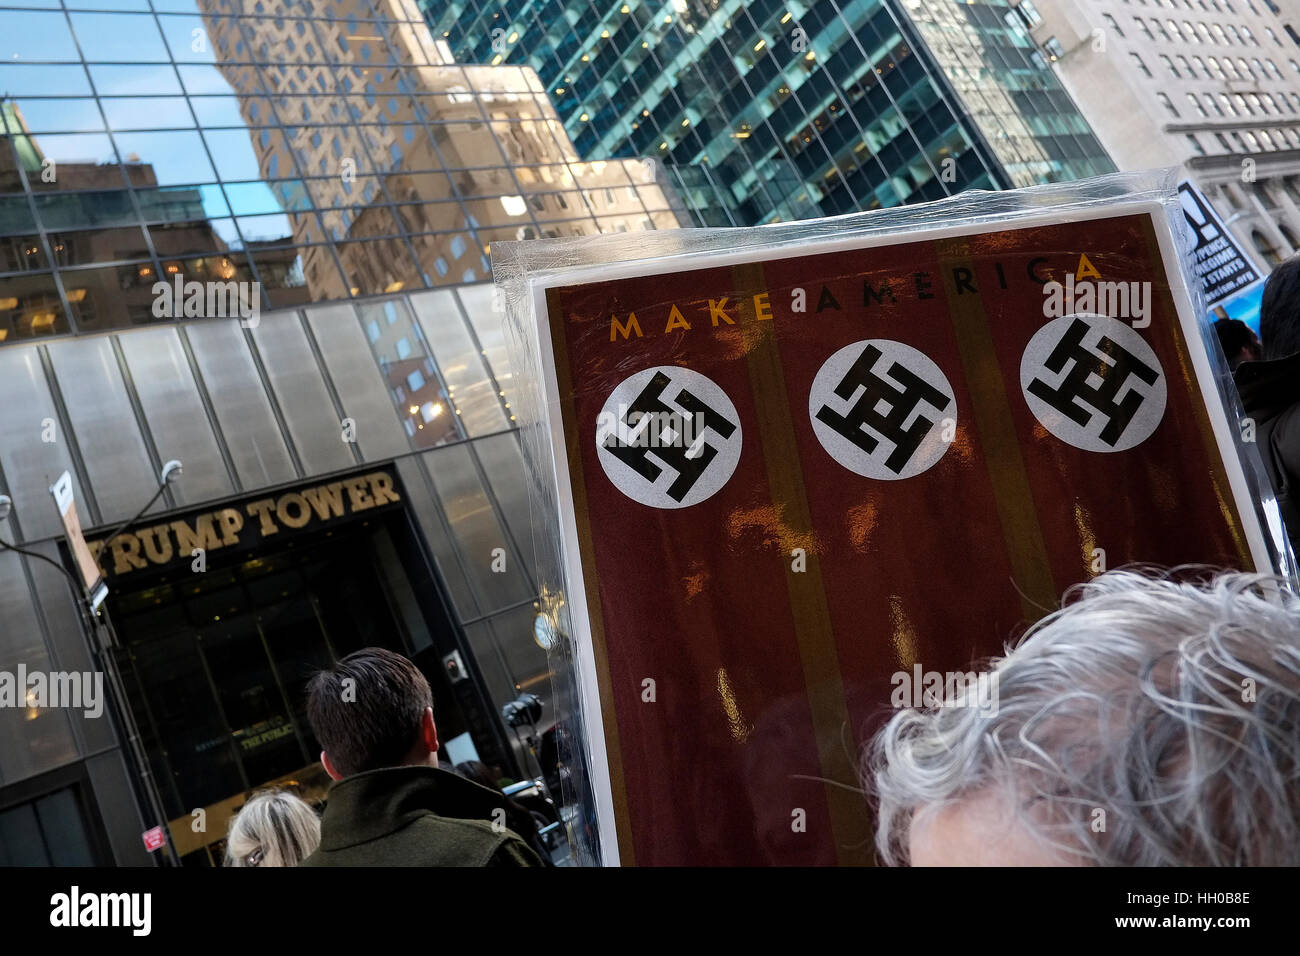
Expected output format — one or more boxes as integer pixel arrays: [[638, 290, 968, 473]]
[[89, 471, 402, 577]]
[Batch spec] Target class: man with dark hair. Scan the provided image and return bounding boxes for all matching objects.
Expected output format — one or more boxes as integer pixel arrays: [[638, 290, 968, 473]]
[[1212, 317, 1262, 370], [299, 647, 544, 867], [1234, 255, 1300, 556]]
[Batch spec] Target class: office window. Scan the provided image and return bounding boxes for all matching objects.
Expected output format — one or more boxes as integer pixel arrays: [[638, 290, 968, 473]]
[[1137, 53, 1156, 76], [1187, 92, 1207, 115], [1104, 13, 1124, 36], [1157, 92, 1179, 117], [1158, 53, 1177, 75], [1044, 36, 1065, 60], [1016, 0, 1042, 26], [1185, 134, 1206, 156]]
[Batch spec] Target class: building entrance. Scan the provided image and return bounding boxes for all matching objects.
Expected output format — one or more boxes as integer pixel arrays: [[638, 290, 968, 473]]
[[99, 471, 509, 865]]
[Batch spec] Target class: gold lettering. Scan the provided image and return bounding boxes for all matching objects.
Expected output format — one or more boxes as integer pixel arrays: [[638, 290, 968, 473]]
[[171, 515, 222, 555], [245, 498, 279, 536], [368, 472, 401, 506], [137, 525, 174, 565], [301, 482, 346, 520], [215, 508, 244, 546], [275, 492, 311, 529], [344, 477, 375, 512], [663, 305, 691, 333], [708, 298, 734, 326], [109, 533, 148, 575], [753, 292, 772, 321], [1076, 252, 1101, 281], [610, 312, 643, 341]]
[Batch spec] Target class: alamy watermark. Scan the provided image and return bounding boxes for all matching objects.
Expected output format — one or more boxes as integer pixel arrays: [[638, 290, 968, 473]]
[[891, 663, 999, 716], [0, 665, 103, 719], [1043, 273, 1152, 329], [596, 406, 710, 455], [151, 273, 261, 327]]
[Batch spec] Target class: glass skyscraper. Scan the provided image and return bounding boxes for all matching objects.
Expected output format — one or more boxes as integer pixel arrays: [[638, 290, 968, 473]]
[[424, 0, 1116, 225], [0, 0, 683, 342], [0, 0, 681, 865]]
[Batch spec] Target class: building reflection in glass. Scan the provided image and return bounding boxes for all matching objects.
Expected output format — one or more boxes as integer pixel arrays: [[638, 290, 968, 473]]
[[0, 0, 685, 345]]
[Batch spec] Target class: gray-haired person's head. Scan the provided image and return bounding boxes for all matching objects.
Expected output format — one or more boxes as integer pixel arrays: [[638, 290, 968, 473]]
[[867, 569, 1300, 866], [224, 789, 321, 867]]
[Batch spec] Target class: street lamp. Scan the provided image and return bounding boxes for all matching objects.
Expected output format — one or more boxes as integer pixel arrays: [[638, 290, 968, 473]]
[[96, 459, 183, 563]]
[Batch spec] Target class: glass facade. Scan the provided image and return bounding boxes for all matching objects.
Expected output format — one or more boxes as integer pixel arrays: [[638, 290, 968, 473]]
[[0, 0, 683, 344], [0, 0, 686, 865], [0, 288, 561, 864], [425, 0, 1115, 225]]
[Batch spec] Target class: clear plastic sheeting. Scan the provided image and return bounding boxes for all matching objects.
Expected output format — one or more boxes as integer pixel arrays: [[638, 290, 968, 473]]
[[493, 168, 1294, 867]]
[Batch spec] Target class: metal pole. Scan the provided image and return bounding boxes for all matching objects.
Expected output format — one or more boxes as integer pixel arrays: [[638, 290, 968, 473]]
[[0, 534, 180, 867], [90, 611, 181, 867]]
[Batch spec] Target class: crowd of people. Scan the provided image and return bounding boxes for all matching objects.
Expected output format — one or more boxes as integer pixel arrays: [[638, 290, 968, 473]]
[[1217, 254, 1300, 557], [224, 647, 551, 868], [223, 258, 1300, 868]]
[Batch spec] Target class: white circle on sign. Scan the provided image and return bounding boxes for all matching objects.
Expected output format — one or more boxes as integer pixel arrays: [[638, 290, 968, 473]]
[[808, 339, 956, 480], [595, 365, 742, 509], [1020, 314, 1166, 453]]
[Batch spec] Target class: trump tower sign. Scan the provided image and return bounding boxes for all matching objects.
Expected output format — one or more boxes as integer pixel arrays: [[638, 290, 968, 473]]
[[87, 470, 404, 579], [498, 176, 1282, 866]]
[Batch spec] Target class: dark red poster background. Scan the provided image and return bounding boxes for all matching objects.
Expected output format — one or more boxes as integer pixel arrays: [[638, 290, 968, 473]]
[[544, 212, 1254, 866]]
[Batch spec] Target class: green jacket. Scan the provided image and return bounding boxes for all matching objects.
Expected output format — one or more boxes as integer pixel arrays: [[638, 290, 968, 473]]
[[299, 765, 545, 867]]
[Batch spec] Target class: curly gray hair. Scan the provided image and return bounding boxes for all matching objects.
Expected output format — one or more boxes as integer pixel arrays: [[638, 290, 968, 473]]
[[867, 569, 1300, 866]]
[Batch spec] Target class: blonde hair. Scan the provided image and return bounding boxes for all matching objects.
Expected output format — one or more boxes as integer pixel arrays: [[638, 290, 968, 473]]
[[224, 789, 321, 867]]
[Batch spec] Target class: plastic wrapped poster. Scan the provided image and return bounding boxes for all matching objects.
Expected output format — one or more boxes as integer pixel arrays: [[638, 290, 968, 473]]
[[493, 169, 1293, 867]]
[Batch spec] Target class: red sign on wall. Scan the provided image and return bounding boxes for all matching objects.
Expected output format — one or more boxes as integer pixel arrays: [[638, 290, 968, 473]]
[[142, 826, 166, 853], [531, 205, 1273, 866]]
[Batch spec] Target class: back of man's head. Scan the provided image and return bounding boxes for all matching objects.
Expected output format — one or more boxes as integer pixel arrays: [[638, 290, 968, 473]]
[[1212, 317, 1260, 369], [307, 647, 433, 777], [1260, 256, 1300, 361]]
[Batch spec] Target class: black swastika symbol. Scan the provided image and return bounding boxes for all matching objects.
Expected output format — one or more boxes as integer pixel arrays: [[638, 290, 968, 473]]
[[603, 370, 738, 503], [814, 344, 952, 474], [1026, 317, 1160, 447]]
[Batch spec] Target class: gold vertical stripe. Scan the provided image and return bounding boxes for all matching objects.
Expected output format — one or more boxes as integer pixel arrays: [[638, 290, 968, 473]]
[[545, 287, 637, 866], [935, 238, 1059, 623], [733, 261, 873, 866]]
